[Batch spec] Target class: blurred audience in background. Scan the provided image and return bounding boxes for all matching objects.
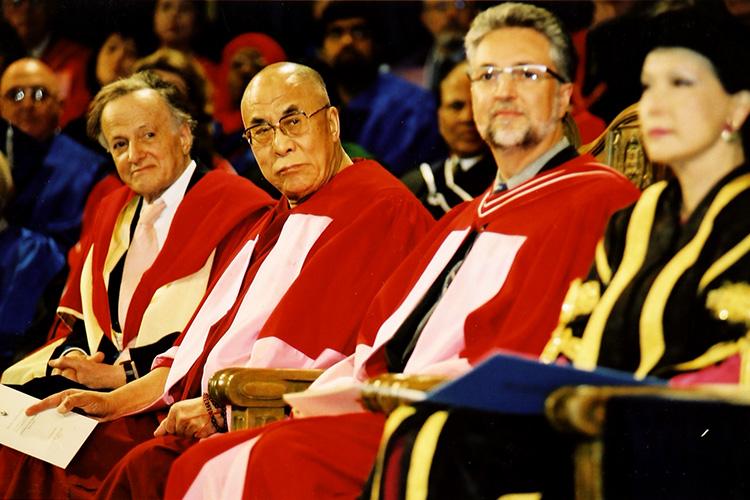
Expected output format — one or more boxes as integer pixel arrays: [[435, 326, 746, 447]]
[[213, 33, 286, 196], [0, 150, 66, 372], [313, 1, 444, 175], [0, 58, 107, 251], [152, 0, 219, 93], [401, 60, 493, 218], [2, 0, 91, 126], [133, 48, 230, 173]]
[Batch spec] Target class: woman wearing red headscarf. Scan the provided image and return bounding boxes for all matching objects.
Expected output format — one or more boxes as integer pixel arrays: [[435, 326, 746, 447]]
[[214, 33, 286, 196]]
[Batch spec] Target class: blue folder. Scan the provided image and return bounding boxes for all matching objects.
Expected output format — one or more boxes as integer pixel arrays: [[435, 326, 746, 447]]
[[425, 353, 665, 415]]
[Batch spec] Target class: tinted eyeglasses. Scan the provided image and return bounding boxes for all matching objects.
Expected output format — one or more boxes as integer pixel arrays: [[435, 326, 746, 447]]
[[4, 86, 52, 104], [243, 104, 331, 146], [468, 64, 567, 86]]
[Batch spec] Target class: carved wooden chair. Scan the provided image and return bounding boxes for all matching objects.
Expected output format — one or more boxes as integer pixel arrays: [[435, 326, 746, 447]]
[[208, 368, 447, 431], [579, 102, 668, 189]]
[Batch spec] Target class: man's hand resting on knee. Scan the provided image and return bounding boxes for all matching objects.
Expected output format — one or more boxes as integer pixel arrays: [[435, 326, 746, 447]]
[[49, 351, 127, 389]]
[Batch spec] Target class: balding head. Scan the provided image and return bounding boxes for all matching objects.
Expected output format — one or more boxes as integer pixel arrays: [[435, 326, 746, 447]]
[[240, 62, 351, 205], [243, 62, 329, 111], [0, 58, 62, 141]]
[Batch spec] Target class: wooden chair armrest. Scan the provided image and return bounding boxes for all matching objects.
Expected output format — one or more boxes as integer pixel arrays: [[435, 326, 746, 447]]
[[361, 373, 449, 414], [208, 367, 323, 430], [545, 384, 750, 437]]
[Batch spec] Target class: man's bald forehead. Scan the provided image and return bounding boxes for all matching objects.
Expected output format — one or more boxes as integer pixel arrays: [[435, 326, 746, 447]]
[[243, 62, 328, 105], [0, 58, 59, 93]]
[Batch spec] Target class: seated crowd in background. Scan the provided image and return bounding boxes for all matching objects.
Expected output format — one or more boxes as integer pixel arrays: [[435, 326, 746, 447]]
[[0, 0, 749, 498]]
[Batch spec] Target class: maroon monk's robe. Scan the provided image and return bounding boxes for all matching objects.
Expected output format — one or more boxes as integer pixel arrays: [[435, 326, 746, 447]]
[[165, 155, 641, 499], [2, 169, 273, 387], [0, 160, 433, 499]]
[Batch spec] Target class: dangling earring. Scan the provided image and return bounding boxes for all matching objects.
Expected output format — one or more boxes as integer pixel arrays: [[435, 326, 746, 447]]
[[721, 123, 739, 143]]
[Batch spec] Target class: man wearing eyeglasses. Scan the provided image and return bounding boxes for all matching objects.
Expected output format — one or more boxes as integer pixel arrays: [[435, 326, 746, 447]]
[[3, 62, 433, 499], [0, 58, 107, 251], [159, 4, 641, 499]]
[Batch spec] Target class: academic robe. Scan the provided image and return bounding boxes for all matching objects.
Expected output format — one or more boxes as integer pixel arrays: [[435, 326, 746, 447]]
[[165, 153, 640, 500], [0, 160, 433, 499], [1, 168, 273, 391], [367, 165, 750, 500], [546, 164, 750, 381]]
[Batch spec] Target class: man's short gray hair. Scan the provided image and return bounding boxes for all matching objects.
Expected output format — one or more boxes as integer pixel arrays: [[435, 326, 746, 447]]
[[464, 2, 575, 83], [86, 71, 197, 150]]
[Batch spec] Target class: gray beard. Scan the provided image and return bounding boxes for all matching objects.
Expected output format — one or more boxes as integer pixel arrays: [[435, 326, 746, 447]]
[[486, 125, 539, 150]]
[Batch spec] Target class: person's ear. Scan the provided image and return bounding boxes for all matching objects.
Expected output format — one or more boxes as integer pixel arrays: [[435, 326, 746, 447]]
[[326, 105, 340, 141], [179, 123, 193, 155], [729, 90, 750, 131], [556, 82, 574, 121]]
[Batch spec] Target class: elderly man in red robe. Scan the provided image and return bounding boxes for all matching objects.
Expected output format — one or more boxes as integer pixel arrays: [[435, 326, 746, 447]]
[[2, 70, 273, 396], [0, 62, 433, 498], [163, 4, 642, 499]]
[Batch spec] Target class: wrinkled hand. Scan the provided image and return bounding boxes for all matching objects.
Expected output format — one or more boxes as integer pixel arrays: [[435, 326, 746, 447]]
[[49, 350, 87, 381], [154, 397, 221, 439], [26, 389, 116, 420], [49, 352, 126, 389]]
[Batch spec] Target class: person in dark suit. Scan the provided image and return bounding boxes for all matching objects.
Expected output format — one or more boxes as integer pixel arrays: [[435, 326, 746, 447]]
[[401, 60, 494, 218]]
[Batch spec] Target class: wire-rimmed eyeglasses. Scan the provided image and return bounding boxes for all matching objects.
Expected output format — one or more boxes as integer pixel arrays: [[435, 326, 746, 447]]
[[243, 104, 331, 146], [468, 64, 567, 86]]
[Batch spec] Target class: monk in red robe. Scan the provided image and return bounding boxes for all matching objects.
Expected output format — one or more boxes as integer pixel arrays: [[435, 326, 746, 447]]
[[164, 4, 641, 498], [0, 63, 433, 499]]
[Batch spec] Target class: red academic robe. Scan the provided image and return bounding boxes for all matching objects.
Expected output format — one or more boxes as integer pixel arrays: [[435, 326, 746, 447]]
[[0, 160, 433, 499], [1, 169, 273, 386], [165, 155, 640, 499]]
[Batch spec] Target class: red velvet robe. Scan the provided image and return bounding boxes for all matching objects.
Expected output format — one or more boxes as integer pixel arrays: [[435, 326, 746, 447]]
[[165, 155, 640, 499], [0, 160, 433, 499], [2, 169, 273, 386]]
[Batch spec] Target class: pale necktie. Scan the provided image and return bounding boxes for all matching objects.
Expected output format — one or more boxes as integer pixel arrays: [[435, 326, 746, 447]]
[[118, 199, 166, 332]]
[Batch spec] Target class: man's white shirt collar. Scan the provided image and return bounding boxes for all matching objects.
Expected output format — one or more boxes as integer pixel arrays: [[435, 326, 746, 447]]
[[144, 159, 196, 249], [451, 154, 483, 173]]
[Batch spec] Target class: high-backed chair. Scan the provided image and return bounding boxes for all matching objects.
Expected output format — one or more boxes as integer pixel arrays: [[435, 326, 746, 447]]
[[580, 102, 668, 189]]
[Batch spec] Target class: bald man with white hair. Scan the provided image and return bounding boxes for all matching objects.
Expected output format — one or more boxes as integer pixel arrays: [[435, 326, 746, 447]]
[[0, 62, 433, 499]]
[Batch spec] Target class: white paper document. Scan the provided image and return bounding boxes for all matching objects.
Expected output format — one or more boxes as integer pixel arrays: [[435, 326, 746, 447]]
[[0, 384, 98, 469]]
